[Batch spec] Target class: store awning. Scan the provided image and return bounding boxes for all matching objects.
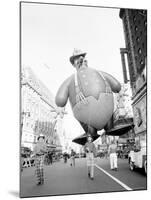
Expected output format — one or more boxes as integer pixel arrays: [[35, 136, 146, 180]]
[[47, 144, 56, 149], [72, 133, 100, 146], [105, 123, 134, 136], [55, 145, 62, 151], [118, 138, 127, 144], [99, 144, 108, 149]]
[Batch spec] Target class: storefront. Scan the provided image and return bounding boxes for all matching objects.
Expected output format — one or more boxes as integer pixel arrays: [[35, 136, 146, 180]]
[[132, 83, 147, 149]]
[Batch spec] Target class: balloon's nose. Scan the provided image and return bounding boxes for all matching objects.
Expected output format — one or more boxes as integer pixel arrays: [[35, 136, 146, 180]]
[[79, 56, 84, 63]]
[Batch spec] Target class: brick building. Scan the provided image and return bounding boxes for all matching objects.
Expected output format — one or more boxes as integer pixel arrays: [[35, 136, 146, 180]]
[[119, 9, 147, 147]]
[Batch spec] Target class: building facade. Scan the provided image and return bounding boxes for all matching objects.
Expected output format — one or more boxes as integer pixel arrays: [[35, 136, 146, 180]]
[[102, 82, 134, 151], [21, 67, 62, 151], [114, 83, 134, 143], [114, 83, 133, 120], [119, 9, 147, 147]]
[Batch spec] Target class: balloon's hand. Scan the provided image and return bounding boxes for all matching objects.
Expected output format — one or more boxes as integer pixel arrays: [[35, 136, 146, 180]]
[[106, 86, 112, 93]]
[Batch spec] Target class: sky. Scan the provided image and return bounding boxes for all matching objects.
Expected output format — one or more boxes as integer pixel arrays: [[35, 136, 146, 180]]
[[21, 2, 125, 141]]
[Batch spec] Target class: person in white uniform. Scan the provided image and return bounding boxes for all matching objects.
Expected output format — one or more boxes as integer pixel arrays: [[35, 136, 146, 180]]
[[108, 140, 118, 171]]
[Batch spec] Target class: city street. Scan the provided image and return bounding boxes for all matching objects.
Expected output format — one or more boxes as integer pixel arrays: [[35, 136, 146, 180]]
[[20, 157, 147, 197], [19, 4, 147, 199]]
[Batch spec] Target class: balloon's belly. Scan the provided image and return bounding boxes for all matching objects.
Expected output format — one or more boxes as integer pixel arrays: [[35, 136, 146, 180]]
[[77, 68, 106, 99], [68, 68, 108, 108], [72, 92, 114, 130]]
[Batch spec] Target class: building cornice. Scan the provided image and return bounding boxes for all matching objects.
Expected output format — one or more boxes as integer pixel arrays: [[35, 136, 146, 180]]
[[22, 81, 56, 110], [132, 83, 147, 105], [119, 8, 125, 19]]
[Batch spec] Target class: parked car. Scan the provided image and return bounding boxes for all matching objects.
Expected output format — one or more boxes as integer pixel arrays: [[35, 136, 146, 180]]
[[128, 141, 147, 175]]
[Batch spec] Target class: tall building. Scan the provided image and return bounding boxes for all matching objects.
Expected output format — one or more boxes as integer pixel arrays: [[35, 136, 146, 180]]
[[119, 9, 147, 147], [21, 67, 62, 151], [105, 82, 134, 133], [114, 83, 133, 120], [103, 82, 134, 148]]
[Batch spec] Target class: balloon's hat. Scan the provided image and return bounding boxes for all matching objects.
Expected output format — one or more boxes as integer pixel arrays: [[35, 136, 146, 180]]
[[70, 49, 86, 65]]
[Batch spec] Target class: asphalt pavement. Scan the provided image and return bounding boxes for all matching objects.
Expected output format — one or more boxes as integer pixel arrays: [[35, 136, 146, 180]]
[[20, 157, 147, 198]]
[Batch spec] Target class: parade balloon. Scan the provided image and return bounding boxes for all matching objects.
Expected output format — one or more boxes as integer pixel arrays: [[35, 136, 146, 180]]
[[55, 48, 121, 143], [55, 66, 121, 131]]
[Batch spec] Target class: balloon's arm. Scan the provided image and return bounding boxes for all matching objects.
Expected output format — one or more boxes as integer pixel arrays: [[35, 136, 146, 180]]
[[55, 75, 74, 107], [99, 71, 121, 93]]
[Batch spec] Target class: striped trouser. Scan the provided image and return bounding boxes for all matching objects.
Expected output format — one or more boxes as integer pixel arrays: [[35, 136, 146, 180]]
[[35, 155, 44, 184], [86, 153, 94, 178]]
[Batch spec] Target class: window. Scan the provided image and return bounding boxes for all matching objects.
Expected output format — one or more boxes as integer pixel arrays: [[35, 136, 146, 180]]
[[136, 37, 140, 43], [142, 74, 145, 82], [138, 48, 142, 54], [140, 60, 144, 65], [133, 16, 136, 22]]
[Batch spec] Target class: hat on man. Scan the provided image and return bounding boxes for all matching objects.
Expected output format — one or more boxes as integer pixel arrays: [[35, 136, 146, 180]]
[[37, 134, 45, 141], [70, 49, 86, 65], [87, 134, 92, 138]]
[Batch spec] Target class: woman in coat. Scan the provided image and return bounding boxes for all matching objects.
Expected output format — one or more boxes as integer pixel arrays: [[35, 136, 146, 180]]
[[33, 135, 47, 185]]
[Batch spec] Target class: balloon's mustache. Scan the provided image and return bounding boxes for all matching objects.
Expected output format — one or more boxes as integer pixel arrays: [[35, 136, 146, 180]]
[[77, 57, 84, 67]]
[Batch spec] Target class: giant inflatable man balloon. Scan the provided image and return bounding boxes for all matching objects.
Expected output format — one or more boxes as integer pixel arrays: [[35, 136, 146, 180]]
[[55, 49, 121, 141]]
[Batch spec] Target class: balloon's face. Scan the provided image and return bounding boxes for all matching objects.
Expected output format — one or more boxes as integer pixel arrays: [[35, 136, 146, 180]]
[[68, 67, 114, 130], [73, 56, 84, 70]]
